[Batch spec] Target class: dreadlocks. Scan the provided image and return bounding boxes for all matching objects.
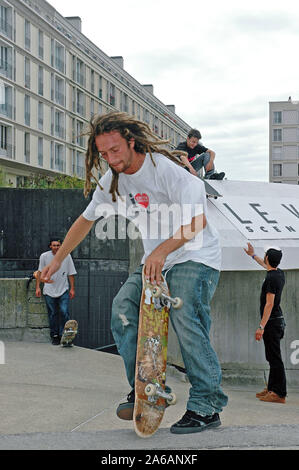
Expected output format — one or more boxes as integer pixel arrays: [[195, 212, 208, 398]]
[[84, 111, 185, 201]]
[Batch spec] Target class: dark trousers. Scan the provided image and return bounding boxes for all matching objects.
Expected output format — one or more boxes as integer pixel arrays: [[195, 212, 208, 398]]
[[263, 318, 287, 397], [44, 290, 70, 338]]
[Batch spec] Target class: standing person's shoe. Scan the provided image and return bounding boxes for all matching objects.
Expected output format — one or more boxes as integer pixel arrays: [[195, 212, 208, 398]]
[[208, 172, 225, 180], [259, 391, 286, 403], [51, 335, 60, 345], [256, 387, 268, 398], [170, 410, 221, 434], [116, 389, 135, 420]]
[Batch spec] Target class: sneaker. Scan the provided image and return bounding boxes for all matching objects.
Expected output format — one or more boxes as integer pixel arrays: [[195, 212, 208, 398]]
[[116, 389, 135, 420], [170, 410, 221, 434], [51, 335, 60, 345], [116, 385, 172, 420], [208, 172, 225, 180], [259, 391, 286, 404], [256, 387, 268, 398]]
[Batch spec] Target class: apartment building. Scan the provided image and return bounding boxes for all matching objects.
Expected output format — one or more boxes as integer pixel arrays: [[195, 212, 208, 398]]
[[0, 0, 190, 187], [269, 97, 299, 184]]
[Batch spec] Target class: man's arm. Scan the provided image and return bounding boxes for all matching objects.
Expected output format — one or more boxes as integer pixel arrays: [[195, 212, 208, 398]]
[[205, 149, 215, 172], [255, 293, 275, 341], [40, 215, 94, 283], [68, 274, 75, 299], [244, 242, 267, 269], [145, 213, 206, 284], [35, 270, 42, 297]]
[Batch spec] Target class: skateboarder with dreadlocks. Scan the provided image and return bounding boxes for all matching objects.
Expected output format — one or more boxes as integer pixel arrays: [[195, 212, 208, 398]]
[[40, 111, 228, 434]]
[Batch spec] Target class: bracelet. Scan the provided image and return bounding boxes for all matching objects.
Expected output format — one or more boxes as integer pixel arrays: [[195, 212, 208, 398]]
[[258, 325, 264, 330], [252, 254, 256, 259]]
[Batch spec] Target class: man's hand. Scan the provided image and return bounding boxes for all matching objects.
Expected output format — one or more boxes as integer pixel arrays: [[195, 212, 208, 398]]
[[40, 259, 61, 284], [255, 328, 264, 341], [144, 248, 167, 286], [244, 242, 254, 257], [35, 287, 41, 298], [69, 288, 75, 300]]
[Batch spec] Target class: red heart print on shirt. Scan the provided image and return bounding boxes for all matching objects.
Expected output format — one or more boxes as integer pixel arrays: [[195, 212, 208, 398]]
[[135, 193, 149, 208]]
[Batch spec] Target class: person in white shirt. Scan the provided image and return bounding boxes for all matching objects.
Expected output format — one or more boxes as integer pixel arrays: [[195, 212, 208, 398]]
[[39, 112, 227, 433], [36, 238, 76, 345]]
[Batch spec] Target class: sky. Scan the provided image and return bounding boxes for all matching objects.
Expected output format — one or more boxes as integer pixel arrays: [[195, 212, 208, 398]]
[[48, 0, 299, 182]]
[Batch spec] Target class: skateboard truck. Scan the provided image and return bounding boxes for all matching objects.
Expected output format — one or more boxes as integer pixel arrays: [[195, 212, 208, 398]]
[[151, 286, 183, 309], [145, 383, 177, 405]]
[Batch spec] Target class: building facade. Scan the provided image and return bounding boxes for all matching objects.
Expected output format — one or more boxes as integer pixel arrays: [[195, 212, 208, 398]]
[[0, 0, 190, 187], [269, 97, 299, 184]]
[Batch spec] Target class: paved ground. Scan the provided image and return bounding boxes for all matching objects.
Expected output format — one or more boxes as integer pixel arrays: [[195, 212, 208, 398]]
[[0, 341, 298, 451]]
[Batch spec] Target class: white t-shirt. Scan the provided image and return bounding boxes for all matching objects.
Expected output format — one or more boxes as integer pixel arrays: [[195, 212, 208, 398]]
[[82, 153, 221, 271], [38, 251, 77, 298]]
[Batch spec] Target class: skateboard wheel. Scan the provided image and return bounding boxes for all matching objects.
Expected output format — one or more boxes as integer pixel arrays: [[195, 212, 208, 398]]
[[166, 392, 177, 405], [152, 286, 162, 298], [172, 297, 183, 309], [145, 383, 157, 397]]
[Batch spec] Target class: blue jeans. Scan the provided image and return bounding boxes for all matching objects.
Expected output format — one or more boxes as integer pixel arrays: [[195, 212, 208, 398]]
[[111, 261, 228, 415], [191, 151, 215, 178], [44, 290, 70, 338]]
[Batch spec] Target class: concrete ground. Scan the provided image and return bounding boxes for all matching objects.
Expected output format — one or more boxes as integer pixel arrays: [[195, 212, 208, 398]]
[[0, 341, 298, 451]]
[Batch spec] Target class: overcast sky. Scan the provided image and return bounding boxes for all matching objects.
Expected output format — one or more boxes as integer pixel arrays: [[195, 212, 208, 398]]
[[49, 0, 299, 182]]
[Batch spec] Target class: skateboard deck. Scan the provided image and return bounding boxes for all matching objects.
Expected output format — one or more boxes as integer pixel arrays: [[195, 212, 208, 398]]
[[133, 267, 181, 438], [202, 179, 222, 199], [60, 319, 78, 347]]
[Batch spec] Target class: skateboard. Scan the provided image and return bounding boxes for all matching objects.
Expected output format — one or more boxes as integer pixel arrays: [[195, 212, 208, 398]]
[[202, 179, 222, 199], [133, 266, 182, 438], [60, 319, 78, 347]]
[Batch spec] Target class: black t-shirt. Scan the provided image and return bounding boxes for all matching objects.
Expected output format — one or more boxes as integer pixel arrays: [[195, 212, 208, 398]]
[[176, 141, 208, 161], [260, 268, 285, 319]]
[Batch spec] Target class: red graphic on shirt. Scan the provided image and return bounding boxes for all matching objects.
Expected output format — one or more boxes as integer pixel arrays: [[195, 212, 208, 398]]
[[135, 193, 149, 208]]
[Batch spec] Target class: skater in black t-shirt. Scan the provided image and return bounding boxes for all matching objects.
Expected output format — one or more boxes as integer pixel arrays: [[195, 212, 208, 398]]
[[176, 128, 225, 180], [244, 243, 286, 403]]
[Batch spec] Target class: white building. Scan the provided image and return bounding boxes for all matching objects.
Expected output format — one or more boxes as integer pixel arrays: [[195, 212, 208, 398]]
[[0, 0, 191, 187], [269, 97, 299, 185]]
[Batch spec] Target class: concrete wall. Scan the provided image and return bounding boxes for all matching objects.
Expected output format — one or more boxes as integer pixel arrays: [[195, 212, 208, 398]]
[[0, 278, 49, 342], [168, 269, 299, 387]]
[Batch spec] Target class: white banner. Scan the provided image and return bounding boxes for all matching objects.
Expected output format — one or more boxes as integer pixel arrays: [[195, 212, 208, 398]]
[[210, 196, 299, 240]]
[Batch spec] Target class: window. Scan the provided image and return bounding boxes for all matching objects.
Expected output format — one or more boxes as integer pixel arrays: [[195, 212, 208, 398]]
[[90, 69, 94, 94], [0, 5, 12, 39], [107, 82, 115, 106], [52, 142, 65, 172], [76, 58, 84, 86], [76, 89, 85, 116], [273, 111, 282, 124], [0, 124, 7, 152], [38, 102, 43, 130], [38, 66, 43, 95], [24, 57, 30, 88], [24, 132, 30, 163], [24, 19, 30, 51], [55, 76, 64, 106], [0, 84, 12, 118], [73, 150, 85, 179], [99, 75, 102, 99], [51, 40, 65, 73], [24, 95, 30, 126], [38, 30, 44, 59], [0, 45, 12, 79], [55, 109, 64, 139], [273, 129, 282, 142], [76, 120, 84, 147], [90, 98, 94, 117], [273, 163, 282, 177], [38, 137, 43, 166]]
